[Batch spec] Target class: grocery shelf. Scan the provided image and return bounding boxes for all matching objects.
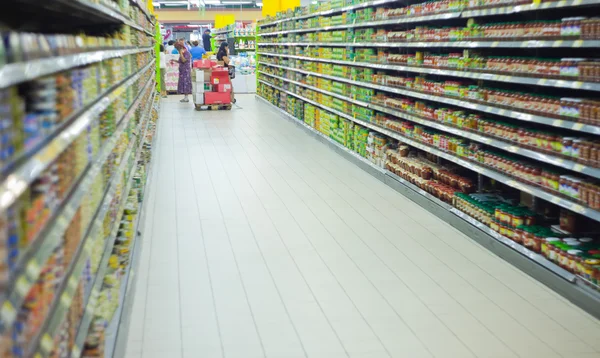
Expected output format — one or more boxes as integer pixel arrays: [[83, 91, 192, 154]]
[[40, 87, 154, 358], [0, 73, 154, 338], [257, 59, 600, 134], [130, 0, 154, 22], [258, 12, 461, 36], [259, 78, 600, 223], [257, 39, 600, 48], [258, 0, 600, 30], [0, 47, 153, 89], [257, 53, 600, 92], [0, 60, 154, 217], [212, 29, 231, 35], [111, 97, 159, 358], [258, 65, 600, 178], [261, 68, 600, 177], [257, 94, 600, 319], [258, 0, 412, 27], [462, 0, 600, 17]]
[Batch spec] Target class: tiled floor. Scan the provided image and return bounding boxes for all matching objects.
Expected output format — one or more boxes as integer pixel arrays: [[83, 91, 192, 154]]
[[124, 94, 600, 358]]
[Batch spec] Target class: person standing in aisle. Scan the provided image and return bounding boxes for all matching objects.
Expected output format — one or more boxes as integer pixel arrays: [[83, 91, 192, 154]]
[[174, 42, 192, 102], [166, 40, 175, 54], [159, 44, 167, 98], [189, 40, 206, 61], [202, 29, 212, 52], [216, 42, 235, 103]]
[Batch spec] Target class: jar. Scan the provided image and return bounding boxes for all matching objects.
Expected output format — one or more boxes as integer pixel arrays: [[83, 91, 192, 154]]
[[542, 237, 561, 257], [567, 249, 583, 273]]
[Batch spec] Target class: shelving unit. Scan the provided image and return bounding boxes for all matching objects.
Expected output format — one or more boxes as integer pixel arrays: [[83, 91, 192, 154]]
[[257, 0, 600, 319], [0, 1, 158, 357]]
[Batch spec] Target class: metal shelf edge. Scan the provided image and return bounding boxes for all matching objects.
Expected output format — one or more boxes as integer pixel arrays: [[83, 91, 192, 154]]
[[258, 79, 600, 223]]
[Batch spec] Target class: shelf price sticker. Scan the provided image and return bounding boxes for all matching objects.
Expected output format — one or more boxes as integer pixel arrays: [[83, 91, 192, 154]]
[[40, 333, 54, 354], [1, 301, 17, 324], [15, 276, 30, 297]]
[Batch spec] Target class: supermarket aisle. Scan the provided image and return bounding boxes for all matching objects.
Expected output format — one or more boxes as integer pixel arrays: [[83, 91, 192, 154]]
[[124, 94, 600, 358]]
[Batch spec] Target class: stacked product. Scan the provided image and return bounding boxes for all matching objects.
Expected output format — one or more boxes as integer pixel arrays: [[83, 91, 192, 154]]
[[0, 1, 157, 357], [192, 60, 233, 109], [256, 0, 600, 316]]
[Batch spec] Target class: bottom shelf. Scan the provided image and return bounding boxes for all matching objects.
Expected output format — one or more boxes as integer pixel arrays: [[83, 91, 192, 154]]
[[256, 94, 600, 320]]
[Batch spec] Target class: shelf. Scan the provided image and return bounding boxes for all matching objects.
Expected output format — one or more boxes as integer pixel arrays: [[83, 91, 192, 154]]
[[257, 53, 600, 92], [258, 67, 600, 179], [258, 13, 462, 36], [257, 39, 600, 48], [130, 0, 154, 22], [110, 97, 159, 358], [259, 78, 600, 222], [257, 58, 600, 135], [258, 0, 600, 30], [258, 0, 406, 27], [258, 94, 576, 281], [257, 93, 600, 319], [0, 47, 152, 89], [0, 73, 154, 338], [35, 88, 154, 358], [0, 60, 154, 216], [69, 91, 155, 358], [462, 0, 600, 17]]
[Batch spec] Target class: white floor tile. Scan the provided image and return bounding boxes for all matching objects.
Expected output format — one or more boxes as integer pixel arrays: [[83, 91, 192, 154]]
[[124, 94, 600, 358]]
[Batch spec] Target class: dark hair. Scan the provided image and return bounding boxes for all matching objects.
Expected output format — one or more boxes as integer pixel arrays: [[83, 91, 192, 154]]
[[159, 44, 165, 52], [204, 29, 211, 33], [168, 40, 175, 45], [174, 42, 183, 50], [217, 42, 229, 60], [192, 40, 199, 47]]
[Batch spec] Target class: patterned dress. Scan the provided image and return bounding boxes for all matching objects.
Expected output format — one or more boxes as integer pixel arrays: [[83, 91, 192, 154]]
[[177, 50, 192, 95]]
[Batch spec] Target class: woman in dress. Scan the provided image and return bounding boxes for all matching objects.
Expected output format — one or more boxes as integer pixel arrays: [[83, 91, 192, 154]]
[[175, 42, 192, 102]]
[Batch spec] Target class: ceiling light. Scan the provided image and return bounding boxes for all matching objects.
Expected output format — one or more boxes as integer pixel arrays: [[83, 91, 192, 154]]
[[203, 0, 221, 4], [221, 1, 252, 4], [256, 2, 263, 6]]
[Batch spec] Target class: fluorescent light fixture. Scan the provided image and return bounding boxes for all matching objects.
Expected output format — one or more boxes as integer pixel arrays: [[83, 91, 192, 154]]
[[203, 0, 220, 3], [221, 1, 252, 4], [256, 2, 263, 5]]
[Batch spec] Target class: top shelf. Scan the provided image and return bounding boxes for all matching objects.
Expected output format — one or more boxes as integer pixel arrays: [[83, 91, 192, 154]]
[[258, 0, 402, 27], [129, 0, 154, 23], [257, 0, 600, 30]]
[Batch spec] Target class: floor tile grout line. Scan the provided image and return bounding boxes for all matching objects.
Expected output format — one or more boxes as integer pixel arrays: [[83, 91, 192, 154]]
[[229, 113, 446, 357], [255, 101, 597, 351], [229, 115, 399, 357], [253, 101, 595, 350], [193, 122, 267, 358], [171, 112, 185, 358], [182, 120, 226, 358], [210, 122, 353, 357], [208, 123, 310, 358]]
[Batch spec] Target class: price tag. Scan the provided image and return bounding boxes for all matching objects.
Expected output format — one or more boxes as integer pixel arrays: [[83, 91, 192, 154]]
[[40, 333, 54, 353], [61, 294, 73, 308], [15, 276, 30, 297], [26, 260, 41, 280], [1, 301, 17, 324], [72, 345, 82, 358]]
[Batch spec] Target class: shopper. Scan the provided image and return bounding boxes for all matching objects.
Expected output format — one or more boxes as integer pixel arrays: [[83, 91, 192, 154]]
[[159, 44, 167, 98], [202, 29, 212, 52], [216, 42, 235, 103], [174, 43, 192, 102], [189, 40, 206, 61], [166, 40, 175, 54]]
